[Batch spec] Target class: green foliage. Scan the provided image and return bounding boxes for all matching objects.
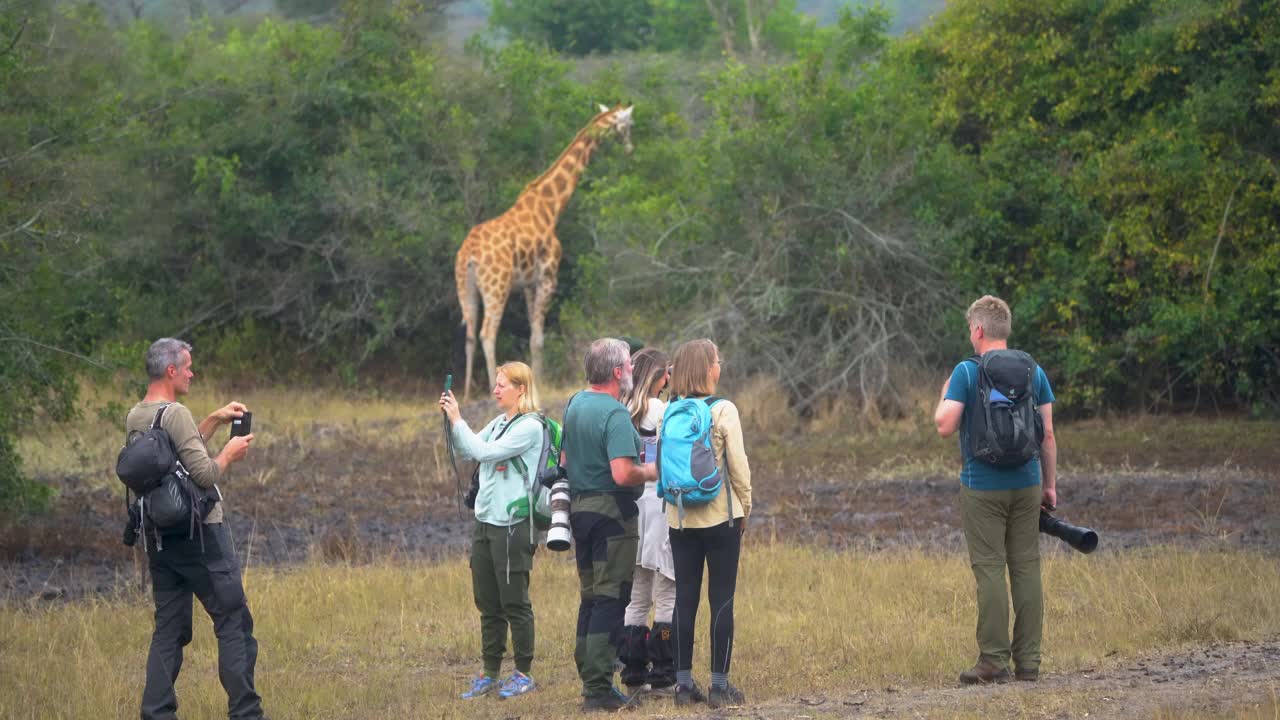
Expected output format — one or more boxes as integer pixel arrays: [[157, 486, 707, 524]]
[[490, 0, 655, 54], [3, 0, 1280, 509], [912, 0, 1280, 412], [0, 3, 126, 511], [489, 0, 825, 56]]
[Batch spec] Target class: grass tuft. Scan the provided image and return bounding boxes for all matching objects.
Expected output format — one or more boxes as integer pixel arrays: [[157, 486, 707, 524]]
[[1, 544, 1277, 719]]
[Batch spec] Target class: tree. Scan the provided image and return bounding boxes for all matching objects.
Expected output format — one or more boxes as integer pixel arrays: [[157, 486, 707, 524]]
[[489, 0, 654, 54], [0, 3, 124, 511]]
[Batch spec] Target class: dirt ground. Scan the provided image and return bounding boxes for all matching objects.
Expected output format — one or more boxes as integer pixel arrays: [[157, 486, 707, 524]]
[[702, 640, 1280, 719], [2, 409, 1278, 718], [3, 408, 1278, 601]]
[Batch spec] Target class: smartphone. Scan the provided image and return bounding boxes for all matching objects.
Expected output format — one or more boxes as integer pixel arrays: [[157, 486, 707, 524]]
[[230, 411, 253, 438], [641, 436, 658, 465], [444, 374, 453, 393]]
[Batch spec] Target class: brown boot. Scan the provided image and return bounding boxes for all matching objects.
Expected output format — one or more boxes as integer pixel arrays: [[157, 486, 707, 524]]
[[958, 657, 1012, 685], [1015, 668, 1039, 682]]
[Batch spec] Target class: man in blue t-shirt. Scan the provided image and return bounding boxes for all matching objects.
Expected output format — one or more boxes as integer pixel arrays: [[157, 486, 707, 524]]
[[563, 338, 657, 711], [934, 295, 1058, 686]]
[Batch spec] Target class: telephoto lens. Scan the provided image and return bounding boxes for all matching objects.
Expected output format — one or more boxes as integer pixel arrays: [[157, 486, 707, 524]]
[[1038, 510, 1099, 554], [546, 479, 572, 551]]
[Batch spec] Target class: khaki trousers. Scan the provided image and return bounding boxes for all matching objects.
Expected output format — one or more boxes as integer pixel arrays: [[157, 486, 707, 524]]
[[960, 484, 1043, 672]]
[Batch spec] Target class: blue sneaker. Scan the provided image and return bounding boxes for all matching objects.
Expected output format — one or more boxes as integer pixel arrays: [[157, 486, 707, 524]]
[[497, 670, 537, 699], [461, 675, 496, 699]]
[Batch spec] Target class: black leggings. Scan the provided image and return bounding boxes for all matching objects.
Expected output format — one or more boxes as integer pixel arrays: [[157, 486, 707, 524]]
[[669, 519, 741, 675]]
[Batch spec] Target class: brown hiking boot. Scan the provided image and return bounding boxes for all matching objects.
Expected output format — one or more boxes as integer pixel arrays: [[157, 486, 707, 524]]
[[958, 657, 1012, 685], [1015, 668, 1039, 682]]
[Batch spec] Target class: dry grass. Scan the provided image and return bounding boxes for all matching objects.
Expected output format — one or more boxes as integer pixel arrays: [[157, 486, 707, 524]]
[[19, 373, 1280, 491], [1, 544, 1277, 719]]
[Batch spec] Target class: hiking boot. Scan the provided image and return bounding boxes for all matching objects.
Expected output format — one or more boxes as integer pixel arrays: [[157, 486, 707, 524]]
[[497, 670, 537, 699], [1015, 668, 1039, 682], [958, 657, 1012, 685], [461, 675, 496, 699], [646, 682, 676, 697], [707, 683, 745, 708], [583, 687, 638, 712], [674, 682, 707, 706]]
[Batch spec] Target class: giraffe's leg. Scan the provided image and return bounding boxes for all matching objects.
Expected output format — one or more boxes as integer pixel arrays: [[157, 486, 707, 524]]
[[527, 265, 558, 382], [457, 260, 480, 403], [479, 285, 510, 394], [524, 286, 541, 379]]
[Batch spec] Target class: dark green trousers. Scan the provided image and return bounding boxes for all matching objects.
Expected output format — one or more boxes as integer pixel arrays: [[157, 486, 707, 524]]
[[960, 484, 1043, 673], [470, 519, 536, 676], [570, 493, 639, 698]]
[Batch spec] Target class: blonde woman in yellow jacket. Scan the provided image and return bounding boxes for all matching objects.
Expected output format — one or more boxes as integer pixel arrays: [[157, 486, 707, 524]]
[[665, 339, 752, 709]]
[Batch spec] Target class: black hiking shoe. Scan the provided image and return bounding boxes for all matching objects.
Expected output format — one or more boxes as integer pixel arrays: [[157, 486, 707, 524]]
[[583, 687, 638, 712], [674, 682, 707, 706], [708, 683, 745, 708]]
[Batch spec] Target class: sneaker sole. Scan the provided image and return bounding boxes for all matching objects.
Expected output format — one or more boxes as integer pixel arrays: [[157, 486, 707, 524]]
[[498, 687, 536, 699]]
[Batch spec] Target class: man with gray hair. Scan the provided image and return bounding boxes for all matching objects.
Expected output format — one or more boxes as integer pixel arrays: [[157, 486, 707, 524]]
[[124, 338, 264, 720], [562, 338, 656, 711]]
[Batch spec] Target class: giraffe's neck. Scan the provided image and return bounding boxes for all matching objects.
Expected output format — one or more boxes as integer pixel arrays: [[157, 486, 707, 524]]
[[518, 122, 604, 226]]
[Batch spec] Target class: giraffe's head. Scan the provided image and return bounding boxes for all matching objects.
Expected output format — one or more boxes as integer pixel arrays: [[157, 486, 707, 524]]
[[596, 104, 635, 155]]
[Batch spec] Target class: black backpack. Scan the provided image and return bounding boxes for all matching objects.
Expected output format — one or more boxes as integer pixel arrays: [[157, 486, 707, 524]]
[[116, 405, 179, 496], [116, 405, 214, 549], [965, 350, 1045, 468]]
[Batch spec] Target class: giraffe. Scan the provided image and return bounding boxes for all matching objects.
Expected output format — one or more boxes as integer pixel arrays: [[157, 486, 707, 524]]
[[455, 104, 635, 401]]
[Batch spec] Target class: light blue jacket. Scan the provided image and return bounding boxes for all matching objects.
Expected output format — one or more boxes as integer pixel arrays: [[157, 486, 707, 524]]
[[451, 413, 543, 526]]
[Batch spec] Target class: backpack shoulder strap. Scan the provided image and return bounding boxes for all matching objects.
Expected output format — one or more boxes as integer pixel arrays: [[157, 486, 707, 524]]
[[559, 392, 581, 453], [1016, 349, 1043, 405], [494, 413, 525, 440], [151, 403, 171, 429], [696, 396, 734, 522]]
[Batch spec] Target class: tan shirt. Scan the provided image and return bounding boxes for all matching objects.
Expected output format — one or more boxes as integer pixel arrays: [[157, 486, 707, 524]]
[[125, 401, 224, 524], [664, 399, 752, 529]]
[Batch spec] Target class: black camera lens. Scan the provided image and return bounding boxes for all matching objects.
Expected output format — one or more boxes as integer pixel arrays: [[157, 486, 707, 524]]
[[1038, 510, 1099, 554]]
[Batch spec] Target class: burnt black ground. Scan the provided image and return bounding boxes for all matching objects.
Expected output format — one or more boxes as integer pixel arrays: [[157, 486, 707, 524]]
[[3, 409, 1278, 604]]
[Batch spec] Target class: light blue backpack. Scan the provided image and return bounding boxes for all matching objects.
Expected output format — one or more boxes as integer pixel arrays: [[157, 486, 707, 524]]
[[656, 396, 732, 527]]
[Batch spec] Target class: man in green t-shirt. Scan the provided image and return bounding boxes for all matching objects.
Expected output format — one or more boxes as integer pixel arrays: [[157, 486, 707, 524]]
[[563, 338, 657, 712]]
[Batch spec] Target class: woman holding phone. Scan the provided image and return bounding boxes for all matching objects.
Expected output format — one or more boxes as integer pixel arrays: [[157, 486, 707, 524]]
[[440, 361, 543, 700], [617, 348, 677, 695]]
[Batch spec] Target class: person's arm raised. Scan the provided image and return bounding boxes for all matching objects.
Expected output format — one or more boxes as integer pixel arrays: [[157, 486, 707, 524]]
[[199, 401, 247, 442]]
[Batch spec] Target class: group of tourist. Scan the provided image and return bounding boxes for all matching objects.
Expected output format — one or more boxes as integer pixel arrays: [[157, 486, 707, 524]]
[[122, 294, 1057, 718]]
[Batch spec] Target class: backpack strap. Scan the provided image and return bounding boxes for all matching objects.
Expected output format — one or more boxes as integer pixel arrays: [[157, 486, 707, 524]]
[[490, 413, 544, 541], [495, 412, 525, 440], [703, 396, 734, 526], [559, 392, 581, 458], [151, 404, 170, 429], [505, 413, 540, 480]]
